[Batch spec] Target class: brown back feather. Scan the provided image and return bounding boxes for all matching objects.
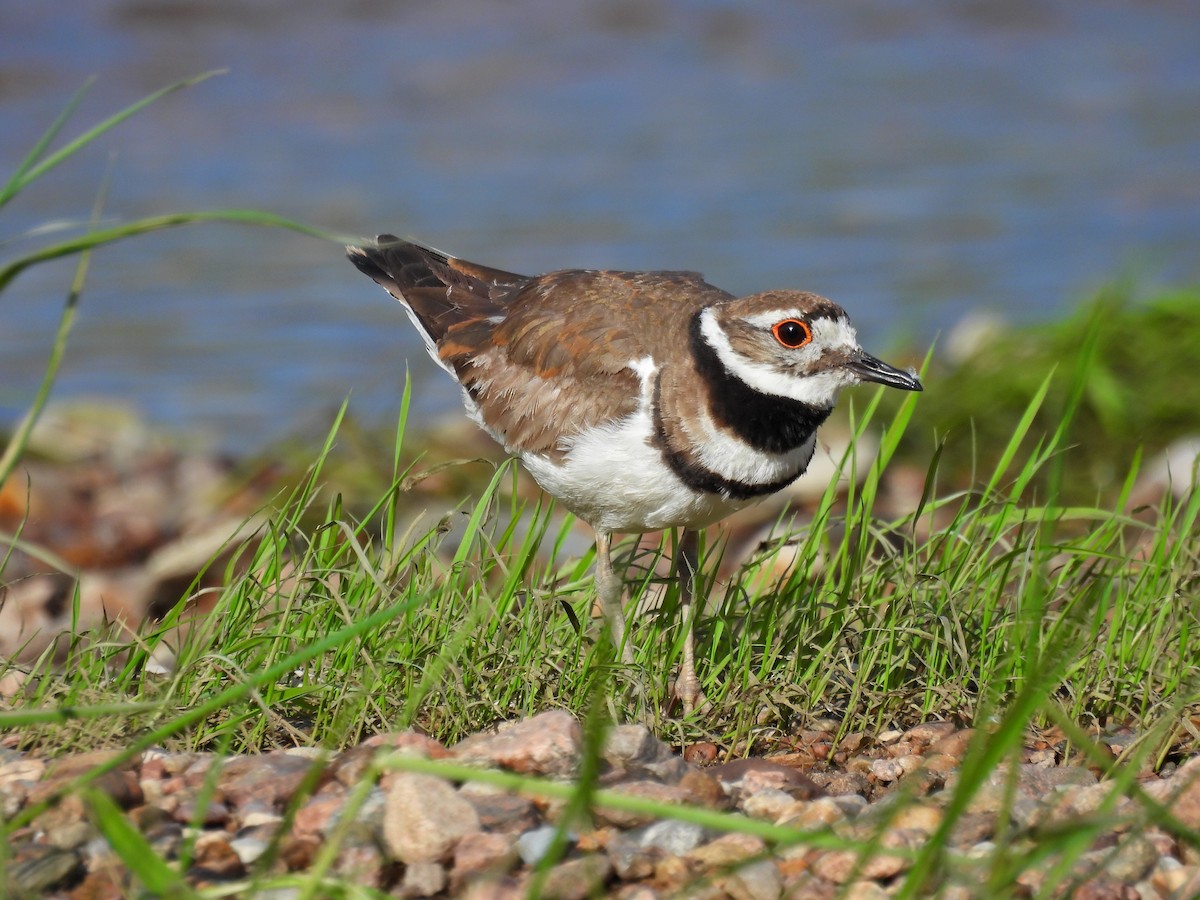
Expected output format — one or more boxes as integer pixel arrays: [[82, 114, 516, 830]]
[[348, 238, 736, 458]]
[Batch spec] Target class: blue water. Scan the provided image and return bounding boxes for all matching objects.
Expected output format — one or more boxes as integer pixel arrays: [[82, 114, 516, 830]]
[[2, 1, 1198, 451]]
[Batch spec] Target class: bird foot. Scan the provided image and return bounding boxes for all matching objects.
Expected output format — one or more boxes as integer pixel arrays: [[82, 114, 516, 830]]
[[671, 670, 709, 716]]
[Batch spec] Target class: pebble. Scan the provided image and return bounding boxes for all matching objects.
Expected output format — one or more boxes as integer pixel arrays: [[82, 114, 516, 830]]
[[9, 845, 83, 893], [594, 779, 690, 828], [607, 831, 659, 881], [716, 858, 783, 900], [686, 832, 767, 868], [229, 836, 269, 865], [453, 710, 582, 777], [539, 854, 612, 900], [777, 795, 846, 830], [516, 824, 570, 865], [383, 772, 481, 863], [451, 830, 518, 888], [742, 787, 798, 821], [638, 819, 706, 855], [400, 860, 447, 897], [1144, 755, 1200, 829]]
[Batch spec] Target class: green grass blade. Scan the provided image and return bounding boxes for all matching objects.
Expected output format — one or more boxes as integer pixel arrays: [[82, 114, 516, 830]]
[[0, 77, 94, 206], [0, 209, 334, 294], [0, 161, 112, 485], [0, 70, 226, 208], [982, 368, 1054, 498]]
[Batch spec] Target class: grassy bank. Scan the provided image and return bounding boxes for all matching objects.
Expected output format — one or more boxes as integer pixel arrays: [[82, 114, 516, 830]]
[[5, 313, 1198, 755]]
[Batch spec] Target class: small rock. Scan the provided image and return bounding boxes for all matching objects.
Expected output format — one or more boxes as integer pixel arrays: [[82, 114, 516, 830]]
[[364, 730, 451, 758], [678, 769, 725, 808], [67, 867, 127, 900], [171, 796, 230, 827], [928, 729, 974, 759], [686, 832, 767, 868], [614, 886, 659, 900], [189, 833, 246, 882], [946, 812, 996, 848], [922, 753, 961, 775], [829, 794, 868, 817], [539, 854, 612, 900], [639, 819, 706, 855], [451, 831, 518, 889], [603, 724, 688, 781], [810, 828, 922, 883], [683, 742, 720, 766], [240, 804, 285, 828], [841, 881, 891, 900], [778, 869, 838, 898], [651, 854, 695, 893], [229, 836, 269, 865], [400, 861, 447, 898], [460, 785, 540, 833], [383, 772, 481, 863], [516, 825, 571, 866], [1068, 877, 1138, 899], [218, 752, 319, 813], [333, 839, 387, 889], [711, 759, 823, 802], [742, 787, 797, 822], [889, 802, 943, 835], [459, 878, 526, 900], [903, 721, 958, 746], [776, 796, 846, 830], [594, 780, 690, 828], [884, 740, 918, 758], [9, 845, 83, 893], [453, 711, 582, 777], [292, 787, 347, 836], [0, 757, 46, 788], [1154, 861, 1200, 896], [868, 758, 906, 783], [716, 858, 782, 900], [1025, 747, 1057, 767], [0, 668, 30, 699], [1144, 755, 1200, 829], [606, 831, 659, 881], [813, 770, 870, 798], [1083, 832, 1161, 884]]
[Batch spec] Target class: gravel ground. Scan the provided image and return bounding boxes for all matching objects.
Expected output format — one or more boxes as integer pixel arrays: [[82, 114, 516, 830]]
[[3, 711, 1199, 898]]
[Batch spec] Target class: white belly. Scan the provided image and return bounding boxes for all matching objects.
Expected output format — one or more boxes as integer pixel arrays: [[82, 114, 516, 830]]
[[520, 416, 748, 532]]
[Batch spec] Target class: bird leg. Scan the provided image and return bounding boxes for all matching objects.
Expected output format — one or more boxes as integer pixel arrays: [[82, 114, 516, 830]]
[[594, 530, 636, 665], [673, 528, 706, 714]]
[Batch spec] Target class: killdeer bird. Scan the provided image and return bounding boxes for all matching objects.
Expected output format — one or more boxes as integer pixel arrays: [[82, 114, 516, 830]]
[[347, 236, 922, 712]]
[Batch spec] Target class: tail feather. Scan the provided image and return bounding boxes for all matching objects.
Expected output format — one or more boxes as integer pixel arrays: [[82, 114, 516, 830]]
[[346, 235, 527, 342]]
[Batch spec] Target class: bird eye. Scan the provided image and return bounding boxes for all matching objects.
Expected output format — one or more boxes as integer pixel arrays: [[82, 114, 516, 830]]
[[771, 319, 812, 349]]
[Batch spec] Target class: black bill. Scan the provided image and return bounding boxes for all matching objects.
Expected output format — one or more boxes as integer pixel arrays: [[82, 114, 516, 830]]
[[848, 351, 923, 392]]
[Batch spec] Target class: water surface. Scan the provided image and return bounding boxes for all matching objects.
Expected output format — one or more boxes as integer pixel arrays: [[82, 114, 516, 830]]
[[2, 1, 1197, 450]]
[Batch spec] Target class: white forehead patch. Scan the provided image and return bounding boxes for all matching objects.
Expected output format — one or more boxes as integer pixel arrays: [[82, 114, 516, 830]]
[[810, 316, 859, 351], [699, 308, 861, 407]]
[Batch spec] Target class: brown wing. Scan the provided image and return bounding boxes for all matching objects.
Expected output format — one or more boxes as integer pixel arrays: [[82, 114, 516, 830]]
[[348, 237, 734, 458], [455, 269, 734, 457]]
